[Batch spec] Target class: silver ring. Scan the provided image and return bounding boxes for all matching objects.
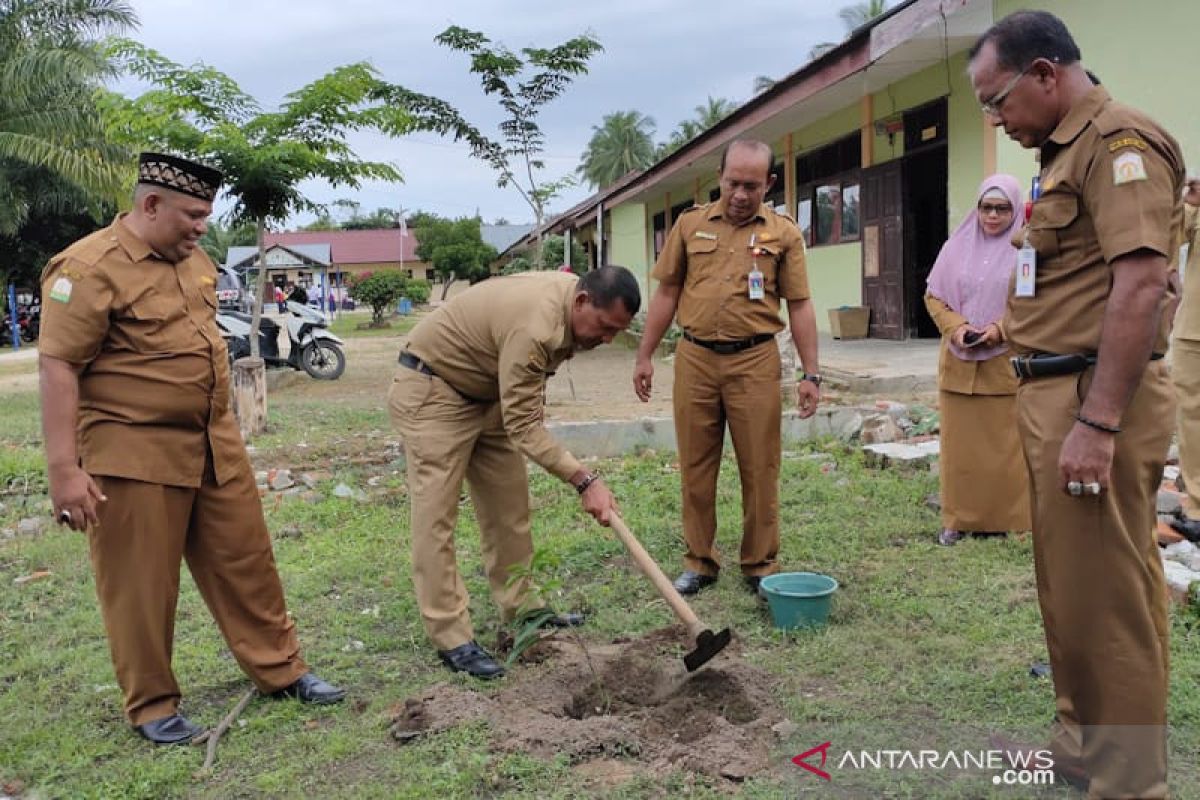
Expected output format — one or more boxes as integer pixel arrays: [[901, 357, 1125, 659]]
[[1067, 481, 1083, 496], [1084, 482, 1102, 496], [58, 509, 72, 523]]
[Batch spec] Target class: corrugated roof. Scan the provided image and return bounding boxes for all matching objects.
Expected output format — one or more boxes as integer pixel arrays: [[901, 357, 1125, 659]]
[[225, 243, 331, 269], [264, 228, 418, 264]]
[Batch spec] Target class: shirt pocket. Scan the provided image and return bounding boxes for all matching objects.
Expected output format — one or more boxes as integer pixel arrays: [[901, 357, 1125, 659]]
[[684, 237, 721, 291], [1028, 192, 1079, 260], [755, 243, 780, 290], [125, 286, 188, 351]]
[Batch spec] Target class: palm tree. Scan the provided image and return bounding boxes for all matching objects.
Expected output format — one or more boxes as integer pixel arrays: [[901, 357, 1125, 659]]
[[577, 110, 656, 189], [0, 0, 137, 235], [753, 75, 777, 94], [839, 0, 890, 32], [809, 0, 889, 62], [693, 96, 738, 129]]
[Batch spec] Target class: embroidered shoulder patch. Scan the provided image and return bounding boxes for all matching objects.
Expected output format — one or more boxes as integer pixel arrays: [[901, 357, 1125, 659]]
[[1113, 151, 1148, 185], [1108, 136, 1147, 152], [48, 276, 73, 303]]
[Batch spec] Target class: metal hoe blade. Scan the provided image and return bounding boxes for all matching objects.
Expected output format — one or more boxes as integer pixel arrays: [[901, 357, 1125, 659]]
[[683, 627, 732, 672]]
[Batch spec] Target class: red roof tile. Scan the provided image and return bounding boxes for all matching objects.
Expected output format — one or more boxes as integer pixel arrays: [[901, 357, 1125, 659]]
[[265, 228, 419, 264]]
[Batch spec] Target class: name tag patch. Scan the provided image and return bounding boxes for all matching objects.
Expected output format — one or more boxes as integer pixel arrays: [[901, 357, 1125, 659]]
[[693, 230, 718, 240], [1113, 151, 1148, 185]]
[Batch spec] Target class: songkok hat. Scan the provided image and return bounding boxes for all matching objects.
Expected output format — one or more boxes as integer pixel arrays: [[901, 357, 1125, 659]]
[[137, 152, 223, 201]]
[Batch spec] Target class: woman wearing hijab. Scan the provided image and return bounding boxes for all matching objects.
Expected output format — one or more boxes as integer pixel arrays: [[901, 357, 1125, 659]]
[[925, 174, 1031, 546]]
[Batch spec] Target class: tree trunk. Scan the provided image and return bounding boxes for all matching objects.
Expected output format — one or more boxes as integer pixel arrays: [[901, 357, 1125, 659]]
[[440, 276, 455, 301], [233, 218, 269, 438], [232, 357, 267, 440]]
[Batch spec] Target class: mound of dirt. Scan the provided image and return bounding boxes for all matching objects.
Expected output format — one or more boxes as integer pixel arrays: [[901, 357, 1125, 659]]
[[390, 626, 783, 784]]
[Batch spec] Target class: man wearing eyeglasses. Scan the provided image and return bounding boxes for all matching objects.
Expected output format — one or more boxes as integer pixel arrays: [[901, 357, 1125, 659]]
[[1169, 179, 1200, 543], [969, 11, 1182, 798]]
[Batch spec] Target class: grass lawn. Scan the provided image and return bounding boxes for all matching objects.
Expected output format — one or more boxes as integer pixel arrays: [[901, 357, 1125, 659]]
[[328, 311, 420, 339], [1, 386, 1198, 799]]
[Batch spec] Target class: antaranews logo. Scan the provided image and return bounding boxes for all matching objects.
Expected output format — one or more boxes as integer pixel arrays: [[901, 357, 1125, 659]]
[[791, 742, 1056, 786]]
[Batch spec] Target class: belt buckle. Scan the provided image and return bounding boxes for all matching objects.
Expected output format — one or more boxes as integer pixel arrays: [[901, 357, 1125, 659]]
[[713, 342, 738, 355]]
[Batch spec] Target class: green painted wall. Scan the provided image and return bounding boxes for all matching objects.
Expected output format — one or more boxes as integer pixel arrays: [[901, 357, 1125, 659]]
[[609, 203, 648, 280], [993, 0, 1200, 186], [804, 242, 862, 332]]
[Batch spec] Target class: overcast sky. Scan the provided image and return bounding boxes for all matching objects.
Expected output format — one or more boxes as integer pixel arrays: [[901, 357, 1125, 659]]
[[119, 0, 847, 227]]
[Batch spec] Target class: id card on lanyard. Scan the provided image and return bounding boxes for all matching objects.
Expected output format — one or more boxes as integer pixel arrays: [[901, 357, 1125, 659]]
[[1015, 175, 1040, 298], [748, 233, 764, 300]]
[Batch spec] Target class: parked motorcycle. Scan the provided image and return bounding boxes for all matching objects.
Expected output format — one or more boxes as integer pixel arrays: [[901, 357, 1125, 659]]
[[3, 301, 39, 343], [216, 301, 346, 380]]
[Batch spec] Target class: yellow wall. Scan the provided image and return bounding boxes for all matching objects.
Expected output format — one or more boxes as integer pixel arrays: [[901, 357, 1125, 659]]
[[609, 203, 649, 282]]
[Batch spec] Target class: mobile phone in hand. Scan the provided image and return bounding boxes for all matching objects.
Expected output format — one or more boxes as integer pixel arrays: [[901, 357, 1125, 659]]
[[962, 330, 983, 346]]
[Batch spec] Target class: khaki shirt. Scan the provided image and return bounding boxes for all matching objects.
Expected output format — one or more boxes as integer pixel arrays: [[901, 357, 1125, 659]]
[[38, 216, 245, 488], [404, 272, 583, 482], [1007, 87, 1184, 356], [1174, 202, 1200, 341], [652, 199, 810, 340], [923, 294, 1017, 395]]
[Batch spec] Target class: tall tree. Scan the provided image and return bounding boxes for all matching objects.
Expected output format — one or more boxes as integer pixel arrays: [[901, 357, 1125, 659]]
[[199, 218, 256, 265], [0, 0, 136, 236], [101, 41, 408, 435], [577, 110, 656, 189], [810, 0, 890, 60], [838, 0, 890, 31], [413, 215, 497, 300], [693, 96, 738, 129], [753, 75, 777, 94], [379, 26, 602, 262]]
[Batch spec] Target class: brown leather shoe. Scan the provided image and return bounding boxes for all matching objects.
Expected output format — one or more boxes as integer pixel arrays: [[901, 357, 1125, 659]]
[[988, 733, 1089, 791]]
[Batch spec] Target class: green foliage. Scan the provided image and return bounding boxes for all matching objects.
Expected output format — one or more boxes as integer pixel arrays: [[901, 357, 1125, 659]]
[[577, 110, 656, 189], [199, 218, 256, 264], [412, 215, 497, 299], [501, 255, 535, 275], [378, 26, 601, 260], [100, 40, 410, 357], [403, 278, 431, 305], [658, 96, 737, 157], [501, 235, 585, 276], [346, 270, 407, 326], [0, 0, 136, 236], [0, 172, 111, 289]]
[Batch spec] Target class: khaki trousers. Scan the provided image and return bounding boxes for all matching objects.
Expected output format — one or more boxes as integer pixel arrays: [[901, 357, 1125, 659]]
[[673, 338, 782, 578], [1172, 337, 1200, 514], [91, 457, 306, 726], [1016, 363, 1172, 799], [388, 368, 541, 651]]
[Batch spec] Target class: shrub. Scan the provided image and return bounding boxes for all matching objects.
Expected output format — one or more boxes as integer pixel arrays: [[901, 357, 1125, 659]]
[[404, 278, 431, 305], [347, 270, 407, 326]]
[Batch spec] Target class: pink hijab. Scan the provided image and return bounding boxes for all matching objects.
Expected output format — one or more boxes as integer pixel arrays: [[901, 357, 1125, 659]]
[[926, 174, 1023, 362]]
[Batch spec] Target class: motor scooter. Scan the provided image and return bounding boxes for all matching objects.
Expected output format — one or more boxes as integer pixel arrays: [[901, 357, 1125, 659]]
[[216, 301, 345, 380]]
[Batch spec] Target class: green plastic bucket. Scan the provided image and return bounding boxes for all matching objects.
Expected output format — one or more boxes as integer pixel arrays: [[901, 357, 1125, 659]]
[[760, 572, 838, 630]]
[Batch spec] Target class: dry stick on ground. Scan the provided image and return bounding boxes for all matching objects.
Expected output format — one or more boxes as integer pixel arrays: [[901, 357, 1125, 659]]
[[192, 687, 257, 776]]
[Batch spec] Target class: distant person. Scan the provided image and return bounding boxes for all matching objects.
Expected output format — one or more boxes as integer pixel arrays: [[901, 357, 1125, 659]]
[[37, 152, 344, 746], [1170, 177, 1200, 541], [274, 284, 286, 313], [388, 267, 637, 679], [632, 139, 820, 597], [924, 174, 1031, 545]]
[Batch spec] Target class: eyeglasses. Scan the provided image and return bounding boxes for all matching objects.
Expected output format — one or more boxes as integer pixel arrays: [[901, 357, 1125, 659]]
[[980, 66, 1031, 117], [978, 202, 1014, 216]]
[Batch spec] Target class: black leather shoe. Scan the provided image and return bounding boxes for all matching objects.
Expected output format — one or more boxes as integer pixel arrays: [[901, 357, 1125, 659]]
[[517, 608, 585, 629], [673, 570, 717, 595], [272, 672, 347, 704], [135, 713, 204, 745], [438, 641, 505, 679], [1170, 511, 1200, 543]]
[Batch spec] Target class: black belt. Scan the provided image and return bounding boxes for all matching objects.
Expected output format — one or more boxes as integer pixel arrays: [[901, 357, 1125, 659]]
[[398, 350, 435, 376], [682, 331, 774, 355], [1011, 352, 1164, 380], [398, 350, 482, 402]]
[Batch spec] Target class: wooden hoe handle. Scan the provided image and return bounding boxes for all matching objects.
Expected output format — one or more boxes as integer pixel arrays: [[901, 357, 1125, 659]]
[[610, 514, 706, 639]]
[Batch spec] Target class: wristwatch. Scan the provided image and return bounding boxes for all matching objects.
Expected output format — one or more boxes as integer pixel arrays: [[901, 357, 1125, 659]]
[[799, 372, 822, 387], [574, 472, 599, 494]]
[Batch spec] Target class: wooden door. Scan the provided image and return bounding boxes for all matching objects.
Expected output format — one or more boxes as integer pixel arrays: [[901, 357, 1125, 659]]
[[860, 161, 904, 339]]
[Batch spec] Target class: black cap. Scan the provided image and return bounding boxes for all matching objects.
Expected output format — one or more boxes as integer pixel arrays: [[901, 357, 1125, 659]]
[[137, 152, 223, 201]]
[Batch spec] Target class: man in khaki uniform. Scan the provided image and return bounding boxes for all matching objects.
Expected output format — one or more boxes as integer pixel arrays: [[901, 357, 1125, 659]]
[[633, 139, 821, 596], [969, 12, 1181, 797], [38, 153, 344, 746], [389, 266, 638, 679], [1169, 179, 1200, 540]]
